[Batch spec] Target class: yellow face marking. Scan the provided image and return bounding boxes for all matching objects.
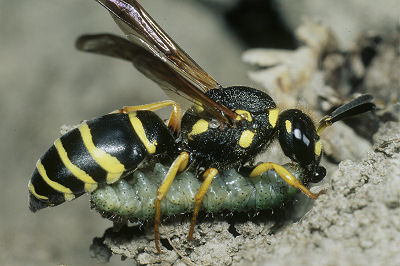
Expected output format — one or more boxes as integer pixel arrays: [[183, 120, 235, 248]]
[[235, 110, 253, 122], [285, 120, 292, 133], [128, 112, 157, 154], [187, 119, 209, 140], [28, 180, 49, 200], [315, 140, 322, 156], [79, 123, 125, 184], [55, 139, 97, 192], [269, 108, 279, 128], [239, 130, 255, 148], [36, 160, 74, 197]]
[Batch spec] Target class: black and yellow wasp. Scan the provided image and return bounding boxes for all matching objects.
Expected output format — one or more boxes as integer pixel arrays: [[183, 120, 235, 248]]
[[28, 0, 375, 252]]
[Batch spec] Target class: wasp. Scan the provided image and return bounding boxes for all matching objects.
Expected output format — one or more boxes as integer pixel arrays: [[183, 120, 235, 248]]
[[28, 0, 376, 253]]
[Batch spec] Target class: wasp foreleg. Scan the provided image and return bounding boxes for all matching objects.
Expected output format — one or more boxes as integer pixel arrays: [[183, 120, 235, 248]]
[[249, 162, 323, 199]]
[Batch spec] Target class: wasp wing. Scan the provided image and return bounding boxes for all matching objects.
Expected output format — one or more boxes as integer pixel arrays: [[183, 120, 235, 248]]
[[81, 0, 237, 123], [76, 33, 137, 61], [76, 33, 206, 112]]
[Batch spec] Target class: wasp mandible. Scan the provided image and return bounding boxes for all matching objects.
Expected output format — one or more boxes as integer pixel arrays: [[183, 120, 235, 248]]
[[28, 0, 376, 253]]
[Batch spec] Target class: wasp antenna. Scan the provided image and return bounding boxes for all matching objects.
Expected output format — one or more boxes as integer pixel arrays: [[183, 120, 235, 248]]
[[327, 94, 375, 123], [317, 94, 376, 135]]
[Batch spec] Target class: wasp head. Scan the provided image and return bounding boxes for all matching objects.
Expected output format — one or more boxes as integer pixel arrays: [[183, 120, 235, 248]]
[[277, 109, 326, 183], [276, 94, 376, 184]]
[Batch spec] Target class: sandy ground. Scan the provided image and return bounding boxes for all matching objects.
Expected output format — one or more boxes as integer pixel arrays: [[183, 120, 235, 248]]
[[1, 0, 398, 265]]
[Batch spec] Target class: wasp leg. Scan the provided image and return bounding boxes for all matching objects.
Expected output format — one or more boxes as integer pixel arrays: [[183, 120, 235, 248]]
[[111, 100, 182, 134], [155, 151, 189, 253], [249, 162, 322, 199], [188, 168, 218, 240]]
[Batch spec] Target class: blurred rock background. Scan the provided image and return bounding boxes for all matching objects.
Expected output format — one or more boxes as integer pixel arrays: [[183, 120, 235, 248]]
[[0, 0, 398, 265]]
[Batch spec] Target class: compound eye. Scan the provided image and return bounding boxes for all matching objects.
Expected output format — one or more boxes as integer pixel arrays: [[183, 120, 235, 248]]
[[311, 166, 326, 183], [278, 109, 318, 166]]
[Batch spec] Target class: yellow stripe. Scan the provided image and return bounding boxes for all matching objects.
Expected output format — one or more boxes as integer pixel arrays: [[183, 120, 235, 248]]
[[187, 119, 209, 141], [239, 130, 255, 148], [79, 123, 125, 184], [54, 139, 98, 192], [36, 160, 74, 198], [269, 108, 279, 128], [128, 112, 157, 154], [28, 180, 49, 200]]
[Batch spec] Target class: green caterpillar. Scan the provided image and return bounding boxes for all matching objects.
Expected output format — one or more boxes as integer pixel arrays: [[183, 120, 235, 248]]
[[91, 163, 306, 221]]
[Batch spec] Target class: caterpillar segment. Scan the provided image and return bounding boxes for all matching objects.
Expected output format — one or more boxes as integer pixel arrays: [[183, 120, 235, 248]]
[[29, 102, 180, 212], [89, 161, 312, 254], [90, 162, 309, 223]]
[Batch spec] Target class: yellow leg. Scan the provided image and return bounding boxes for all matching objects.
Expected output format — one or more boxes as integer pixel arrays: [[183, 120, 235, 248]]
[[111, 100, 181, 134], [188, 168, 218, 240], [154, 151, 189, 253], [250, 162, 322, 199]]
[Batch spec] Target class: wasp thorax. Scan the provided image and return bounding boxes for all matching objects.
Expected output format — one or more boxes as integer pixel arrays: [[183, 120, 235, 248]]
[[181, 86, 278, 169], [277, 109, 322, 170]]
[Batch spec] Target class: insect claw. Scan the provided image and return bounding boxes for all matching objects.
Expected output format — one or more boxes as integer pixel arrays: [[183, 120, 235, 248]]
[[316, 188, 327, 197]]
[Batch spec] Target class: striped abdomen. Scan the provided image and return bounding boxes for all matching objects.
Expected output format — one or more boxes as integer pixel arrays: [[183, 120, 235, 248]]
[[29, 111, 175, 212]]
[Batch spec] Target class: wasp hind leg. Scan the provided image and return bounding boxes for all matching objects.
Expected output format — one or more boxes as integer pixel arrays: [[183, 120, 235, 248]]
[[112, 100, 182, 135], [188, 168, 218, 240], [154, 151, 189, 253], [249, 162, 323, 199]]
